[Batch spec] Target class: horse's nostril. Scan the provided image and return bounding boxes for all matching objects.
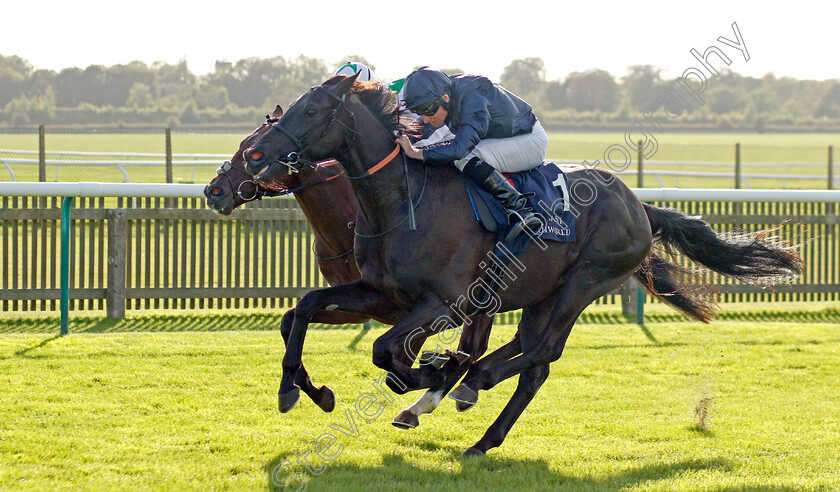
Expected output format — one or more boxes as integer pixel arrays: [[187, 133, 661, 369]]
[[250, 151, 264, 161], [210, 187, 223, 197]]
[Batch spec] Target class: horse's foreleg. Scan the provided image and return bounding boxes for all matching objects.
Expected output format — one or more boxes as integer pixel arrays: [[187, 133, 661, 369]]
[[370, 295, 453, 393], [392, 314, 495, 429], [279, 280, 399, 413], [279, 308, 370, 412], [280, 308, 330, 411]]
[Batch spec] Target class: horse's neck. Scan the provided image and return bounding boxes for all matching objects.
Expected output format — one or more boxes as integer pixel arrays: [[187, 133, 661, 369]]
[[340, 140, 417, 229], [293, 179, 356, 255]]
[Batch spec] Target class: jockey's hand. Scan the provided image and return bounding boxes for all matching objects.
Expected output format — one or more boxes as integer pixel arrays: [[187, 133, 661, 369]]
[[397, 135, 424, 161]]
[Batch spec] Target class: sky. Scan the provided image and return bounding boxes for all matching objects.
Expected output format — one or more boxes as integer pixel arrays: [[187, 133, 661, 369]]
[[2, 0, 837, 83]]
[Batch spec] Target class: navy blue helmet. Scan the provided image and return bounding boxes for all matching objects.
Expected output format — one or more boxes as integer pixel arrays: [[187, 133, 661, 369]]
[[403, 67, 452, 112]]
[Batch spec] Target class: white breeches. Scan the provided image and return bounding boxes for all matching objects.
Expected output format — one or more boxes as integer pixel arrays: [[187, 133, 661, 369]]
[[454, 120, 548, 173]]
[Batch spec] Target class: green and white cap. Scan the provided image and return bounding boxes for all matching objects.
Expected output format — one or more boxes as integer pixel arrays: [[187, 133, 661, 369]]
[[334, 62, 378, 82]]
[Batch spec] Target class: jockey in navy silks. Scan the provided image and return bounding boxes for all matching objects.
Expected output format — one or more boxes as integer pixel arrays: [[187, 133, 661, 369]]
[[336, 62, 455, 155], [396, 67, 546, 243]]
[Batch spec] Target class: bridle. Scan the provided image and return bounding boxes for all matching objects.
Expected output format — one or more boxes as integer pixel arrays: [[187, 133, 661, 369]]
[[255, 81, 424, 234], [215, 159, 284, 201], [254, 83, 404, 181], [261, 85, 359, 177], [214, 158, 346, 201]]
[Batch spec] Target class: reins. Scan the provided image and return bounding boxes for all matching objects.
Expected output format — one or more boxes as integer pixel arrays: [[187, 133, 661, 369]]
[[312, 240, 354, 263], [271, 143, 400, 181], [354, 154, 427, 238]]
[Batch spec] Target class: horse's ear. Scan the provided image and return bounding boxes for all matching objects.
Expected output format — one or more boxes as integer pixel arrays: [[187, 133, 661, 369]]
[[272, 105, 283, 118], [328, 71, 360, 96]]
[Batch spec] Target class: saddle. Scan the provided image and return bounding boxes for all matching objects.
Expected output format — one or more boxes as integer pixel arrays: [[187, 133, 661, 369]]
[[463, 161, 576, 257]]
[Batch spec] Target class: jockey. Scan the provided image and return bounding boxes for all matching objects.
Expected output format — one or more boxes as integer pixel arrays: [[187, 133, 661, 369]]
[[397, 66, 546, 243], [336, 62, 454, 149], [392, 76, 455, 148]]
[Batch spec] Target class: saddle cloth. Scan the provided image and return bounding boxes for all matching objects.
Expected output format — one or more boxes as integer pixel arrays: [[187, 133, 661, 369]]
[[463, 161, 576, 256]]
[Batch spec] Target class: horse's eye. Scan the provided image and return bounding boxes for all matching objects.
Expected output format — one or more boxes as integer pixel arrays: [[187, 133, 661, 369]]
[[305, 110, 317, 116]]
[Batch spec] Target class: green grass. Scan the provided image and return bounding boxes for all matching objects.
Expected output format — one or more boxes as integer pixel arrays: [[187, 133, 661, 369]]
[[2, 132, 839, 187], [0, 133, 242, 183], [547, 132, 840, 189], [548, 132, 840, 163], [2, 305, 839, 491]]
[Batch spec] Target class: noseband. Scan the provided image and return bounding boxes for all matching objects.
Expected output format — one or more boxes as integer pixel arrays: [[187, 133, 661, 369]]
[[215, 160, 283, 201], [216, 158, 347, 201]]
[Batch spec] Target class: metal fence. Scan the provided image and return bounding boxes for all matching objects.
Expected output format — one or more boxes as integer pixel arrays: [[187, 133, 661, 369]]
[[1, 190, 837, 324]]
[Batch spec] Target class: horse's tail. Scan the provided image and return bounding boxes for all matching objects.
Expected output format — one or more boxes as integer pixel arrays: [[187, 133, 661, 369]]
[[632, 253, 717, 323], [633, 203, 804, 323]]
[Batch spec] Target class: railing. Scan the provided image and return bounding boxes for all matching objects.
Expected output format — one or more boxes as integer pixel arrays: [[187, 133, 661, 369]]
[[1, 183, 839, 333], [6, 152, 837, 188], [0, 148, 226, 183], [1, 130, 836, 189], [550, 156, 838, 189]]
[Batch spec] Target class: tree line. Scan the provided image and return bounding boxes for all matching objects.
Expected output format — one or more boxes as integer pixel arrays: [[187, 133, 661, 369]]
[[2, 54, 839, 131]]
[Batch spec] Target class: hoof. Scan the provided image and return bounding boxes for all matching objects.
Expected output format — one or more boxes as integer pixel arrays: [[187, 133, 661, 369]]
[[455, 399, 476, 412], [420, 350, 449, 370], [315, 386, 336, 413], [444, 349, 470, 366], [462, 447, 486, 457], [391, 410, 420, 429], [278, 387, 300, 413], [448, 384, 478, 412]]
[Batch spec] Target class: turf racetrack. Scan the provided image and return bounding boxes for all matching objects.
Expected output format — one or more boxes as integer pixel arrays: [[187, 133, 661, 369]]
[[1, 307, 839, 491]]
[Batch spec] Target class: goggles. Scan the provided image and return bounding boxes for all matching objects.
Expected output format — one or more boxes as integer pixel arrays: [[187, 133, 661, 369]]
[[411, 99, 441, 117]]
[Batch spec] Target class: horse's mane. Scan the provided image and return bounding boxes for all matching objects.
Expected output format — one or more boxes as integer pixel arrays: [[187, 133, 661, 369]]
[[348, 81, 417, 137], [264, 80, 419, 137]]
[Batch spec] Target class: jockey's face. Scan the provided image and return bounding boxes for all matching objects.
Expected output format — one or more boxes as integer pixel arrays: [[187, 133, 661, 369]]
[[421, 94, 449, 127]]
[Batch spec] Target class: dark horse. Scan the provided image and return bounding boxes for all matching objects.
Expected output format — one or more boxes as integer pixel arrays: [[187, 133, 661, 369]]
[[244, 74, 803, 455], [204, 109, 493, 427]]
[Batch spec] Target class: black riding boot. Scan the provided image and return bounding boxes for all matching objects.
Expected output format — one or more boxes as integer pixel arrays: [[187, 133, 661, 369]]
[[462, 157, 543, 243]]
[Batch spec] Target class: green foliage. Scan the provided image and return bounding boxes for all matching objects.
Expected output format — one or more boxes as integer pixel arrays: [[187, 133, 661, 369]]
[[623, 64, 663, 112], [500, 57, 546, 101], [3, 86, 56, 123], [0, 55, 33, 107], [126, 82, 154, 108], [561, 69, 619, 112], [2, 53, 840, 130]]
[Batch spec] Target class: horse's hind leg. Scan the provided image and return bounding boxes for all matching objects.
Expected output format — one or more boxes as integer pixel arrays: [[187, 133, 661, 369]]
[[459, 296, 575, 455], [458, 261, 638, 453], [448, 331, 523, 412], [463, 363, 550, 456]]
